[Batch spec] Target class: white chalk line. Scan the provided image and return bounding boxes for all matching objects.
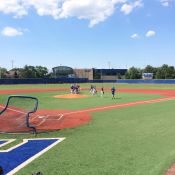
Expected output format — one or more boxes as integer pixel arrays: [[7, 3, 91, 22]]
[[33, 114, 64, 127], [18, 114, 64, 127], [0, 105, 26, 115], [60, 96, 175, 116]]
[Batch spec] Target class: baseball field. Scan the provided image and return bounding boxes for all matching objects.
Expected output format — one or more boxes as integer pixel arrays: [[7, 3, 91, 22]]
[[1, 83, 175, 175]]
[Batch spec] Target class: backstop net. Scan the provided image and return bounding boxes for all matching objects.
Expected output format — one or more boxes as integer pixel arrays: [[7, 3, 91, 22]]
[[0, 95, 38, 134]]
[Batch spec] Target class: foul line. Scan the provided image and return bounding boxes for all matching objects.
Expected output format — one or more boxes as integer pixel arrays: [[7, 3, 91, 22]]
[[0, 105, 26, 115], [61, 96, 175, 116], [34, 114, 64, 126]]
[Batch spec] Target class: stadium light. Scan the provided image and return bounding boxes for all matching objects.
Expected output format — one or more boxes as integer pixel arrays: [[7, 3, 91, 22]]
[[11, 60, 14, 69], [108, 61, 111, 69]]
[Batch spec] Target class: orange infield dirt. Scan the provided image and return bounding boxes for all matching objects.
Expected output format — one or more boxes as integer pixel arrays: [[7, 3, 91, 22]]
[[54, 94, 90, 99], [1, 95, 175, 134], [1, 87, 175, 97], [0, 109, 91, 133]]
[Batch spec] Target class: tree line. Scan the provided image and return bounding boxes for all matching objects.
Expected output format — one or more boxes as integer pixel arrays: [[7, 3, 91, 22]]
[[0, 64, 175, 79], [126, 64, 175, 79], [0, 65, 51, 78]]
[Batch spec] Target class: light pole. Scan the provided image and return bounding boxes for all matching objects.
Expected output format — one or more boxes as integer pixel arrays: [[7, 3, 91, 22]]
[[11, 60, 14, 69], [108, 61, 111, 69]]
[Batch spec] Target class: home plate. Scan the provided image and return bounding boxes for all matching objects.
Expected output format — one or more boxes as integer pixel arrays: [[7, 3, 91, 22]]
[[38, 116, 45, 119]]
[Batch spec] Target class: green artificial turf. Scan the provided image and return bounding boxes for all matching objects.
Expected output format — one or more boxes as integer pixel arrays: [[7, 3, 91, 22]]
[[5, 100, 175, 175], [0, 91, 161, 110], [0, 83, 175, 90], [1, 84, 175, 175]]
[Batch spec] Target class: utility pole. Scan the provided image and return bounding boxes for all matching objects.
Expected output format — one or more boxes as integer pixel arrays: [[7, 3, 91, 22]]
[[11, 60, 14, 69], [108, 62, 111, 69]]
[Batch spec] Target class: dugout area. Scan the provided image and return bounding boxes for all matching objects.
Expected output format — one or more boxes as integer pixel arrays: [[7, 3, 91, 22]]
[[0, 95, 91, 134]]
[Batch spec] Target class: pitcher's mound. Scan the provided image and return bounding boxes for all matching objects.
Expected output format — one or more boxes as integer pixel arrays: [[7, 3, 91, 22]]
[[54, 94, 89, 99]]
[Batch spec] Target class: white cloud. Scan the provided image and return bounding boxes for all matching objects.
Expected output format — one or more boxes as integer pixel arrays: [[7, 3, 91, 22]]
[[0, 0, 144, 27], [0, 0, 28, 18], [22, 0, 62, 19], [1, 26, 23, 37], [131, 33, 139, 39], [145, 30, 156, 37], [121, 4, 133, 14], [121, 0, 143, 15], [160, 0, 172, 7], [59, 0, 122, 27]]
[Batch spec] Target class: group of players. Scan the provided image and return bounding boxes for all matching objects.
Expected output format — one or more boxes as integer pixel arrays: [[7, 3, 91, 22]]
[[70, 84, 116, 99], [70, 84, 80, 94], [89, 85, 116, 99]]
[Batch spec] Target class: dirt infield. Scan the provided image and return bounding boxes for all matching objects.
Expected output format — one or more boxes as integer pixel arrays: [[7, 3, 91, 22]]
[[1, 87, 175, 97], [0, 108, 91, 133], [166, 164, 175, 175], [1, 95, 175, 133], [54, 94, 90, 99]]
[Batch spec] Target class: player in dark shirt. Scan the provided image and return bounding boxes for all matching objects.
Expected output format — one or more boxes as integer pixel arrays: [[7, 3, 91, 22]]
[[111, 86, 116, 99]]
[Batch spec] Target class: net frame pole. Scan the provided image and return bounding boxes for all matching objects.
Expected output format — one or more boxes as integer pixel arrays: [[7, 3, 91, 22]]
[[0, 95, 38, 134]]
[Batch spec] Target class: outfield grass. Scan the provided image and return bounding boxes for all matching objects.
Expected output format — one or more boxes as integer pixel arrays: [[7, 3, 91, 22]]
[[1, 83, 175, 175], [0, 83, 175, 90]]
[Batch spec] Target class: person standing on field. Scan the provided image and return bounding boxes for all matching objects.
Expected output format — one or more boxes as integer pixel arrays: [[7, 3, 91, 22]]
[[101, 87, 104, 97], [111, 86, 116, 99]]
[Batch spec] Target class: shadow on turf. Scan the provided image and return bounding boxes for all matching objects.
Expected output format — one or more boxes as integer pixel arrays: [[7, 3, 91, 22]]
[[0, 166, 43, 175], [112, 97, 121, 100], [32, 172, 43, 175], [0, 166, 3, 175]]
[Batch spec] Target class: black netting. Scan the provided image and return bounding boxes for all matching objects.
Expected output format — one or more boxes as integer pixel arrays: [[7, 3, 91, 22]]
[[0, 96, 38, 133]]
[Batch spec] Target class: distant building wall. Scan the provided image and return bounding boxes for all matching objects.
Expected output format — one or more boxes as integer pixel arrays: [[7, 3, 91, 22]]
[[101, 75, 116, 80], [73, 69, 93, 80], [94, 69, 127, 80], [52, 66, 127, 80], [101, 75, 125, 80]]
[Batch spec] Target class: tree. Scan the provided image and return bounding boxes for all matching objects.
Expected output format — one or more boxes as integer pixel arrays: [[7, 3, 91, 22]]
[[10, 68, 22, 78], [17, 65, 49, 78], [125, 67, 142, 79], [35, 66, 48, 78], [125, 71, 130, 79], [163, 65, 175, 79], [0, 67, 7, 78], [20, 65, 37, 78], [155, 64, 175, 79]]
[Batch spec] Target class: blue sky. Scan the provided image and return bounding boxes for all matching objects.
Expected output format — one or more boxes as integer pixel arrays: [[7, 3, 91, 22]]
[[0, 0, 175, 71]]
